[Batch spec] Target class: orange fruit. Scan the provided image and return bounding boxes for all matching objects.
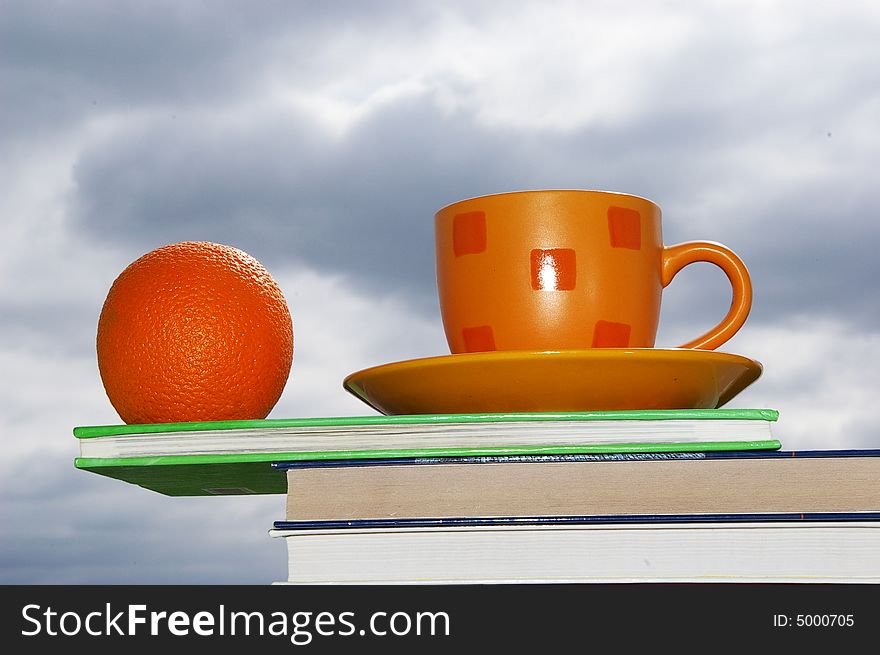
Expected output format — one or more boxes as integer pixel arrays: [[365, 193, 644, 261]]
[[97, 241, 293, 424]]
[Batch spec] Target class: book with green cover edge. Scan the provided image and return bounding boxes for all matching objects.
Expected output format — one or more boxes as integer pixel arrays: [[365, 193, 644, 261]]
[[74, 408, 779, 438], [73, 409, 780, 497], [75, 440, 781, 496]]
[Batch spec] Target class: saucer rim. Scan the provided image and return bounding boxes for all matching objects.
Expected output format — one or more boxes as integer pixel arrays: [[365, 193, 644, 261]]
[[343, 348, 763, 388]]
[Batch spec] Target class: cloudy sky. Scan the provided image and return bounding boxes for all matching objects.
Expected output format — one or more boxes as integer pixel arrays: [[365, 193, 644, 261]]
[[1, 0, 879, 583]]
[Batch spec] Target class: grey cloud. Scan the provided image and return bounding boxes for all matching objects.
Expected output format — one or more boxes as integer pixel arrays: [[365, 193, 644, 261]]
[[0, 453, 285, 583], [1, 2, 252, 141], [1, 300, 101, 358], [69, 96, 525, 314], [69, 89, 880, 329], [0, 0, 441, 144]]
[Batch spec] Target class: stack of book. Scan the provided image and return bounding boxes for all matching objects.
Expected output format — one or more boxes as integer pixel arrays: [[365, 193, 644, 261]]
[[75, 408, 880, 583]]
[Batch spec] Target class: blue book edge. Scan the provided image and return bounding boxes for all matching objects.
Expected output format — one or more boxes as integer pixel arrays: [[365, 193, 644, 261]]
[[272, 512, 880, 531], [271, 448, 880, 470]]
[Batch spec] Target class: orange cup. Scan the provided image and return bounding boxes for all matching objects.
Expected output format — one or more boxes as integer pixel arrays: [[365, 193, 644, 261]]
[[435, 190, 752, 353]]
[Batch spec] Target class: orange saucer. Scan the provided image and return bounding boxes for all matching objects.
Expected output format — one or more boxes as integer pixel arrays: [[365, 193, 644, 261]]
[[343, 349, 762, 416]]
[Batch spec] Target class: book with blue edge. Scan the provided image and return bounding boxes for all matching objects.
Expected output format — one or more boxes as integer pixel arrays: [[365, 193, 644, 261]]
[[274, 448, 880, 522], [269, 515, 880, 583], [73, 408, 780, 496]]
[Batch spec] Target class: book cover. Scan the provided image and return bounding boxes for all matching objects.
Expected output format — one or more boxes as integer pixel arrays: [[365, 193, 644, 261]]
[[277, 449, 880, 521], [73, 409, 780, 496], [269, 519, 880, 584]]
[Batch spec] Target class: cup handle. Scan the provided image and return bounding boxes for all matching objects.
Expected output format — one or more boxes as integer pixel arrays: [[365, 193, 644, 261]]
[[661, 241, 753, 350]]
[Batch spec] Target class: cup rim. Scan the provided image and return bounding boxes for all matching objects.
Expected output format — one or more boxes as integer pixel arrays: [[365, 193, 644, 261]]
[[435, 189, 658, 215]]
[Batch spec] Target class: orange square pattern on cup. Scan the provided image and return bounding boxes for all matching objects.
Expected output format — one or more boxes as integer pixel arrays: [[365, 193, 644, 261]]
[[461, 325, 496, 353], [435, 190, 752, 353], [530, 248, 577, 291], [452, 211, 487, 256], [607, 206, 642, 250], [592, 320, 632, 347]]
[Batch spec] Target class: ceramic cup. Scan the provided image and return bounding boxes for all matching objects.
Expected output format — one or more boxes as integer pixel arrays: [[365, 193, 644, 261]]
[[434, 190, 752, 353]]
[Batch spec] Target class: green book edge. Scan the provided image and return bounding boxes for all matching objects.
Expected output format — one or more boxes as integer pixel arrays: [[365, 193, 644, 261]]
[[75, 439, 782, 497], [73, 408, 780, 439]]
